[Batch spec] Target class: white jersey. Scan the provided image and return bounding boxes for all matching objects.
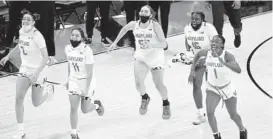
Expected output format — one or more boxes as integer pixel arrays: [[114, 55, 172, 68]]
[[184, 22, 218, 54], [206, 50, 232, 86], [65, 43, 94, 79], [133, 20, 164, 62], [18, 28, 46, 68]]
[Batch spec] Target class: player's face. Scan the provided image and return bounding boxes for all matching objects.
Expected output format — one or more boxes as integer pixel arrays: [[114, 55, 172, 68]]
[[211, 36, 224, 57], [139, 6, 151, 17], [191, 13, 202, 27], [22, 14, 35, 27], [70, 30, 82, 41]]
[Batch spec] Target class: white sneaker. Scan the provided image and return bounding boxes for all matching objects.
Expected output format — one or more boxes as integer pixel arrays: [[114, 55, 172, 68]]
[[193, 111, 206, 125], [48, 56, 58, 64], [44, 84, 54, 102], [12, 130, 25, 139]]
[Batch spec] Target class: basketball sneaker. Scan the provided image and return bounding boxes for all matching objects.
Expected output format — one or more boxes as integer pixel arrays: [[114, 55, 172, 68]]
[[193, 111, 206, 125], [71, 133, 80, 139], [162, 104, 171, 120], [12, 130, 25, 139], [44, 83, 54, 102], [139, 95, 150, 115], [94, 100, 104, 116], [240, 129, 247, 139], [213, 133, 222, 139]]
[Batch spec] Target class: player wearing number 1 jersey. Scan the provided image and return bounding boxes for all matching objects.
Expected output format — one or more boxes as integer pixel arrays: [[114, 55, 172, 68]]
[[185, 11, 218, 125], [64, 28, 104, 139], [189, 35, 247, 139]]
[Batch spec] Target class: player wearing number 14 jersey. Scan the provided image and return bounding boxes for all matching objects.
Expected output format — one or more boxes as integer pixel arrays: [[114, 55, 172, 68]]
[[184, 11, 218, 125], [64, 28, 104, 139]]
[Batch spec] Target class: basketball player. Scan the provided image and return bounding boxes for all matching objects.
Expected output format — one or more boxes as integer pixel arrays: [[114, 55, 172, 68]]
[[178, 11, 218, 125], [188, 35, 247, 139], [108, 5, 171, 120], [64, 27, 104, 139], [0, 10, 54, 139]]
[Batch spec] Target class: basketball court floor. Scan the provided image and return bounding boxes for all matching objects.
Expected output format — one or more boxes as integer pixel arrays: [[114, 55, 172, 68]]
[[0, 12, 272, 139]]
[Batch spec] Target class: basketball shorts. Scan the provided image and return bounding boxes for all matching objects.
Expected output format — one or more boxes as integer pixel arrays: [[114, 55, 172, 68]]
[[68, 76, 96, 97], [134, 50, 165, 70], [206, 82, 237, 100], [19, 65, 47, 85]]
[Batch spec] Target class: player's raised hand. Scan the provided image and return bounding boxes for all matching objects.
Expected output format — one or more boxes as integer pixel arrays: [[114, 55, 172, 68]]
[[0, 56, 9, 66]]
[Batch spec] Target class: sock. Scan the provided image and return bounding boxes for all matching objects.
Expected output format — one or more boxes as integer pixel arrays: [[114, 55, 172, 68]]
[[71, 129, 77, 134], [198, 108, 205, 115], [95, 104, 99, 110], [163, 99, 170, 106], [240, 128, 246, 132], [141, 93, 149, 100], [213, 132, 220, 137], [18, 123, 24, 131]]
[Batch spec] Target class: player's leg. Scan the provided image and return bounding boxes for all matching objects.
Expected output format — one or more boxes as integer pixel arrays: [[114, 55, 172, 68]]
[[192, 66, 206, 125], [134, 60, 150, 115], [31, 77, 54, 107], [69, 94, 81, 139], [225, 96, 247, 139], [206, 89, 222, 139], [81, 93, 104, 116], [150, 66, 171, 120], [13, 75, 31, 139]]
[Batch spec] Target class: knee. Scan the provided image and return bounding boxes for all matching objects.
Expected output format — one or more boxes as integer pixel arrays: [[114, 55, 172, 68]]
[[229, 112, 238, 121], [81, 107, 88, 114], [206, 110, 215, 117], [135, 80, 143, 89]]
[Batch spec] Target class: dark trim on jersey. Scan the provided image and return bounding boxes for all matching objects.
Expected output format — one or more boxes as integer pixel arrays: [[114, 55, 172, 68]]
[[246, 36, 272, 99]]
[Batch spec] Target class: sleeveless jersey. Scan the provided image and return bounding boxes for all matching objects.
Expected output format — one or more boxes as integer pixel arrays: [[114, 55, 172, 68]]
[[133, 20, 164, 60], [205, 50, 232, 86], [184, 22, 218, 54], [65, 43, 94, 79], [18, 28, 46, 68]]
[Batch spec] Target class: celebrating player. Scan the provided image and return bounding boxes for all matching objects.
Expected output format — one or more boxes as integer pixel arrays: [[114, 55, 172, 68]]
[[64, 27, 104, 139], [189, 35, 247, 139], [173, 11, 218, 125], [108, 5, 171, 120], [0, 10, 54, 139]]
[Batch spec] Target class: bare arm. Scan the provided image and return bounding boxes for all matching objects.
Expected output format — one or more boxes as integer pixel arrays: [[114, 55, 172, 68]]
[[190, 49, 209, 73], [152, 21, 167, 48], [221, 51, 241, 73], [185, 37, 191, 52], [112, 21, 136, 45]]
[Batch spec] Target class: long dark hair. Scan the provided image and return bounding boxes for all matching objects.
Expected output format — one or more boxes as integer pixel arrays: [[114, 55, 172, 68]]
[[71, 27, 87, 42], [21, 9, 40, 21]]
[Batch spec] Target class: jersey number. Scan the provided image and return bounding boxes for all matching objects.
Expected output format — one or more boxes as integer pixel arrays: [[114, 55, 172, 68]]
[[72, 62, 80, 72], [20, 46, 27, 55], [213, 68, 218, 78], [192, 42, 201, 49]]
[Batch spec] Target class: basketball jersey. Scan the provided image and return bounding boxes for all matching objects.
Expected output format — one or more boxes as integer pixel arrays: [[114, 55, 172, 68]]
[[133, 20, 163, 60], [184, 22, 218, 54], [206, 50, 232, 86], [18, 28, 46, 68], [65, 43, 94, 79]]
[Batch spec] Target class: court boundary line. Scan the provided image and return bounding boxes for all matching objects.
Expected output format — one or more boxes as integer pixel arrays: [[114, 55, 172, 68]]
[[246, 36, 272, 99]]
